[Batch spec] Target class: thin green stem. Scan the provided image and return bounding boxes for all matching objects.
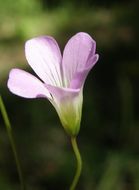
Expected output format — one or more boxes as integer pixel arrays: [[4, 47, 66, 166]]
[[70, 137, 82, 190], [0, 95, 26, 190]]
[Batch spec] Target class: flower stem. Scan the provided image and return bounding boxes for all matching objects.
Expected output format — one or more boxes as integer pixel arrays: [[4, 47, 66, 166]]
[[70, 137, 82, 190], [0, 95, 26, 190]]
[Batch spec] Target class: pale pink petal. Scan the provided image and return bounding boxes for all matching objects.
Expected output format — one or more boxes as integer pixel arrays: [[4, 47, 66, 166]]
[[46, 84, 82, 136], [7, 68, 51, 99], [62, 32, 97, 87], [25, 36, 63, 86], [70, 54, 99, 89], [46, 84, 80, 101]]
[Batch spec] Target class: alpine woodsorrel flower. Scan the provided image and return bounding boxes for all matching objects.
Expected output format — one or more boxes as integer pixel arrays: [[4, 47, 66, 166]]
[[7, 32, 99, 136]]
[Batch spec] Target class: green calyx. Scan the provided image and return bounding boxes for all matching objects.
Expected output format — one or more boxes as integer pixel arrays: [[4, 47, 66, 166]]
[[59, 96, 82, 136]]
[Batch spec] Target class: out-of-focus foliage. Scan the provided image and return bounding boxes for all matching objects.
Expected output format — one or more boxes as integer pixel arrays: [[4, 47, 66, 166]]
[[0, 0, 139, 189]]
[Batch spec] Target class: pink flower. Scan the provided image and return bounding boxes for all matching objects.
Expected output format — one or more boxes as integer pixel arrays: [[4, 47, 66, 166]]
[[7, 32, 99, 136]]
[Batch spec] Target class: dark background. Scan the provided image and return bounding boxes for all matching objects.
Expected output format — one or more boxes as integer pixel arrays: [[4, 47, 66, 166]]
[[0, 0, 139, 189]]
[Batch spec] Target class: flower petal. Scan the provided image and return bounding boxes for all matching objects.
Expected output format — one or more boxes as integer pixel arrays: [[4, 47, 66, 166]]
[[46, 84, 80, 101], [25, 36, 62, 86], [70, 54, 99, 89], [7, 68, 51, 99], [62, 32, 97, 87], [46, 84, 82, 136]]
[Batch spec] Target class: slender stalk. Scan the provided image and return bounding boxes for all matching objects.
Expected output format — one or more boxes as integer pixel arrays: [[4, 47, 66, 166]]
[[0, 95, 26, 190], [70, 137, 82, 190]]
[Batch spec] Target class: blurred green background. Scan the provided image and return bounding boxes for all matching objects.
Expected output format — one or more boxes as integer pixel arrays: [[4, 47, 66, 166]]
[[0, 0, 139, 189]]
